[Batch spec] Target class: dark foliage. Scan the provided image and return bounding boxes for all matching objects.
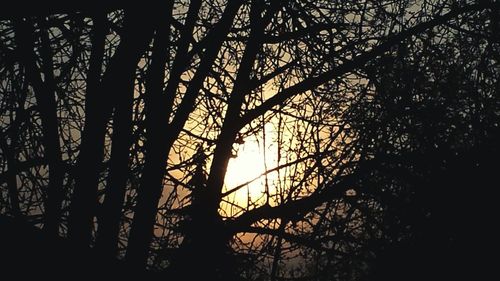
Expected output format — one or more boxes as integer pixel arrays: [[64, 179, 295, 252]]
[[1, 1, 499, 280]]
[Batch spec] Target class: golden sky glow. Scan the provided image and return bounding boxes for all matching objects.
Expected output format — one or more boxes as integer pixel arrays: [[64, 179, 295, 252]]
[[221, 123, 280, 215]]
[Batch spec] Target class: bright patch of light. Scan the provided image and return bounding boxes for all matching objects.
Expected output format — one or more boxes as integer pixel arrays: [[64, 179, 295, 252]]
[[222, 124, 280, 212]]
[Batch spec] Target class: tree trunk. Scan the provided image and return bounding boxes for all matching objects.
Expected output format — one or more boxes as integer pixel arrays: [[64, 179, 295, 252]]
[[125, 0, 203, 268], [93, 64, 134, 258], [169, 5, 275, 278], [0, 137, 21, 217], [68, 10, 154, 246], [66, 12, 107, 246], [13, 18, 65, 236], [95, 3, 173, 258], [167, 208, 236, 281], [125, 0, 244, 268]]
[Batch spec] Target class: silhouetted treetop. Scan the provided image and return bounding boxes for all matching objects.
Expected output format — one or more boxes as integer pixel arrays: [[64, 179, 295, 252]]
[[1, 1, 499, 280]]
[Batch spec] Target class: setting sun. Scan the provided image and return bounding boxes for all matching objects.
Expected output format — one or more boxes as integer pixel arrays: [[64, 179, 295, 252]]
[[222, 124, 280, 212]]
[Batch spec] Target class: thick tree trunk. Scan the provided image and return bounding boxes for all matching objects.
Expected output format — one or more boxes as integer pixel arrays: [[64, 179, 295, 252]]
[[68, 10, 154, 246], [0, 137, 21, 217], [169, 5, 275, 278], [167, 208, 236, 281], [13, 19, 65, 236], [38, 21, 66, 236], [125, 0, 203, 268], [66, 13, 107, 246], [93, 66, 134, 258], [125, 0, 244, 269], [95, 3, 173, 257]]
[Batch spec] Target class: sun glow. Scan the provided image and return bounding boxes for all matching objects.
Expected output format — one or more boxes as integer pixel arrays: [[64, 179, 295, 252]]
[[222, 124, 280, 214]]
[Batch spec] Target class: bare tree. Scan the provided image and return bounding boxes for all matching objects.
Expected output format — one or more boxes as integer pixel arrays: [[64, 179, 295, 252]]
[[1, 1, 499, 280]]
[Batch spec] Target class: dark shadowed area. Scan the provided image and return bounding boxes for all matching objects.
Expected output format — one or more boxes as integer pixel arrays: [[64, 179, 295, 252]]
[[1, 1, 499, 280]]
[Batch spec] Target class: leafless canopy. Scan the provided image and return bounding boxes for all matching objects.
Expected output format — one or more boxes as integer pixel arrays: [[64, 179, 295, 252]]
[[1, 1, 499, 280]]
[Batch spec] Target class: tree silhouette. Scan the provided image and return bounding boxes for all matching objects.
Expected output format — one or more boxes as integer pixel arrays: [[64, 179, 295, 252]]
[[1, 1, 499, 280], [350, 8, 500, 279]]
